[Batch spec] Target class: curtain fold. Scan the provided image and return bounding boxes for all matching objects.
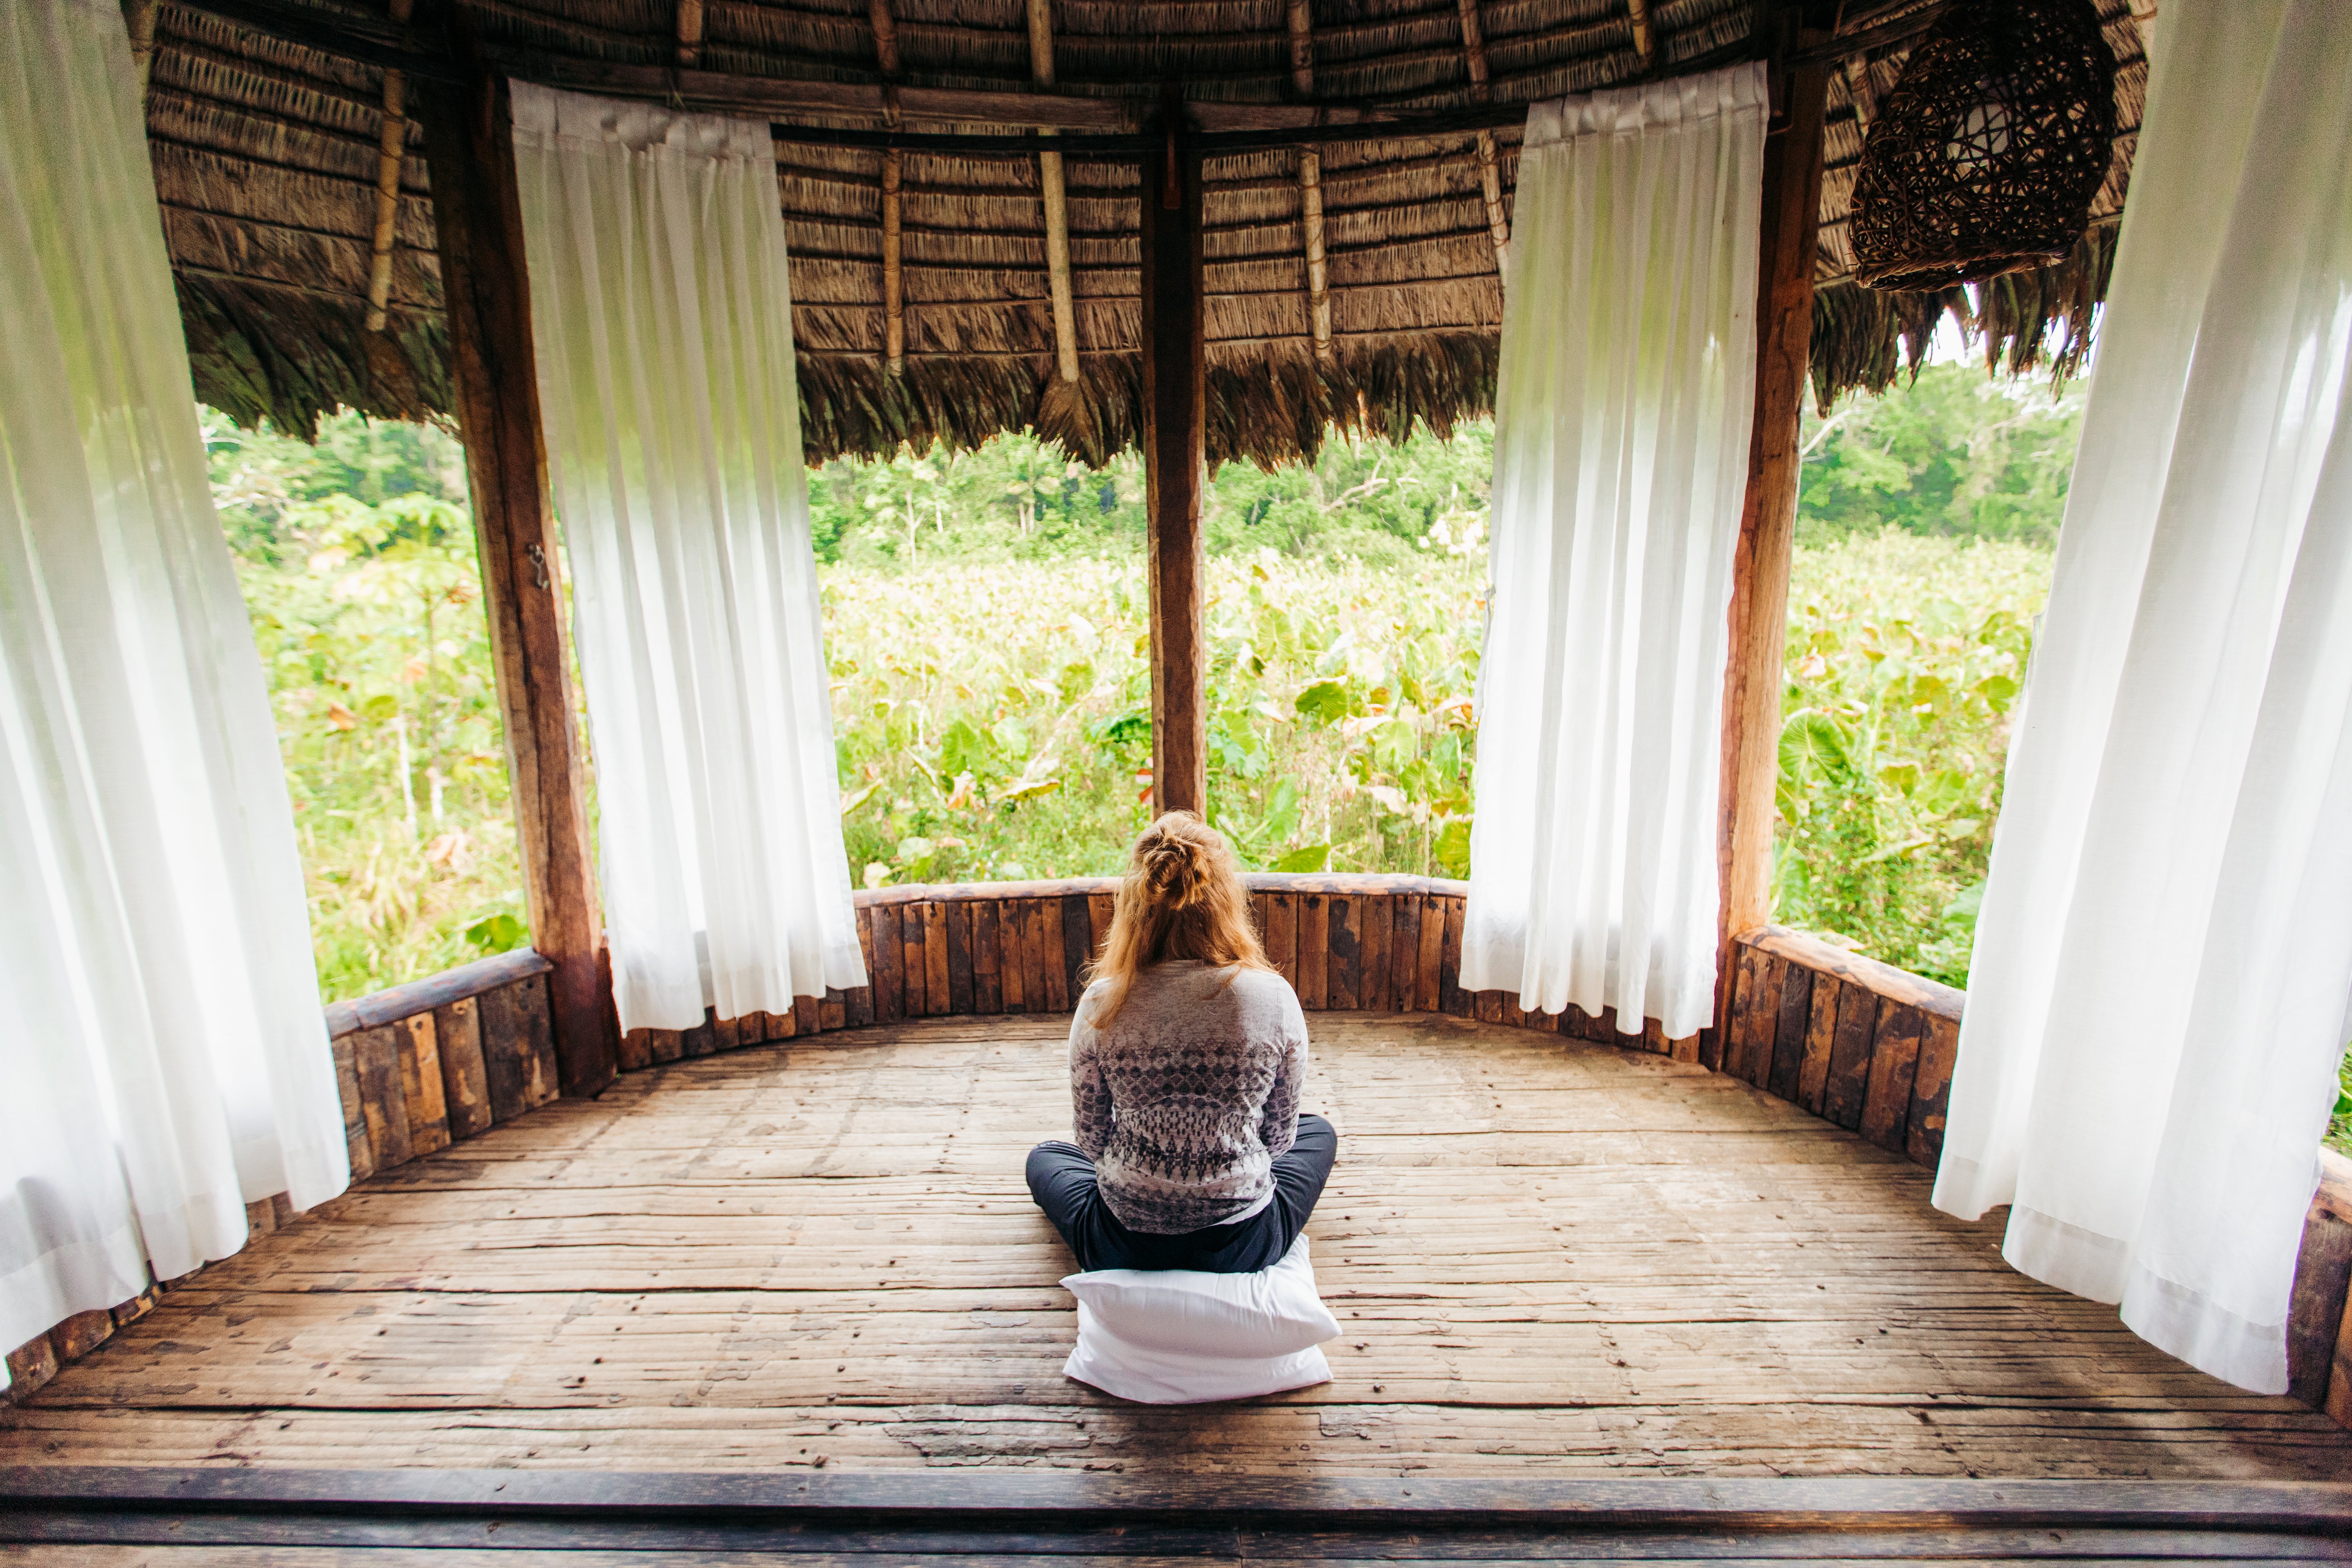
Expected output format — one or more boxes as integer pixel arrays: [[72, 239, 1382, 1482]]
[[0, 0, 349, 1376], [1934, 0, 2352, 1394], [511, 84, 865, 1034], [1461, 64, 1767, 1040]]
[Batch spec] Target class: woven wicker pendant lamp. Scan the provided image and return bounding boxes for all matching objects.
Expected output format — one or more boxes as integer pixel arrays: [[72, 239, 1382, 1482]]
[[1849, 0, 2117, 292]]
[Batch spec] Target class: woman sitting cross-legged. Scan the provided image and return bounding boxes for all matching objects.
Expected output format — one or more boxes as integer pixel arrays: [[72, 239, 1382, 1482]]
[[1026, 811, 1337, 1274]]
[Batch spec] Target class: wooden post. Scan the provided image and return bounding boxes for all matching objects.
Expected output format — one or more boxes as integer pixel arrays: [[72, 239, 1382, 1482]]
[[1714, 11, 1836, 1045], [363, 0, 414, 335], [1287, 2, 1333, 363], [1139, 96, 1207, 820], [418, 67, 617, 1098], [1029, 0, 1080, 388], [1454, 0, 1511, 277]]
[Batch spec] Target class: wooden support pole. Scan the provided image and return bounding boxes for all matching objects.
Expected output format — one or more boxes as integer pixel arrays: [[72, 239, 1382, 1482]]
[[1714, 18, 1835, 1044], [1626, 0, 1656, 71], [1028, 0, 1078, 385], [674, 0, 703, 68], [1140, 99, 1207, 820], [874, 0, 906, 376], [126, 0, 161, 93], [1299, 151, 1332, 361], [1454, 0, 1510, 277], [1287, 0, 1332, 363], [418, 65, 616, 1099], [881, 150, 905, 373], [363, 0, 413, 335]]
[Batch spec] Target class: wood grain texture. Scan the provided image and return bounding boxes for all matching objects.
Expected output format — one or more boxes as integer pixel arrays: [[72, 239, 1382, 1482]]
[[922, 903, 951, 1020], [1392, 893, 1422, 1012], [1140, 116, 1206, 819], [1060, 894, 1093, 1003], [1822, 979, 1879, 1132], [1906, 1012, 1960, 1169], [1728, 946, 1778, 1085], [1797, 971, 1840, 1116], [433, 996, 492, 1142], [1360, 895, 1392, 1013], [418, 70, 612, 1098], [1265, 893, 1299, 990], [323, 948, 553, 1039], [1713, 39, 1831, 1045], [1415, 894, 1443, 1013], [1327, 895, 1359, 1010], [998, 900, 1027, 1014], [2290, 1211, 2352, 1409], [945, 902, 975, 1015], [1040, 897, 1070, 1012], [350, 1026, 410, 1170], [870, 906, 904, 1023], [7, 1014, 2345, 1479], [972, 902, 1003, 1016], [1859, 1000, 1924, 1155], [1298, 894, 1329, 1010], [1768, 961, 1812, 1102], [395, 1014, 450, 1157], [903, 908, 931, 1019], [794, 994, 820, 1038], [330, 1035, 374, 1181], [1439, 897, 1466, 1016]]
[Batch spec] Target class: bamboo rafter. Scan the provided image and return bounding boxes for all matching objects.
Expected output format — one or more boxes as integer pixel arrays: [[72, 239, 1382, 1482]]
[[674, 0, 702, 68], [1288, 0, 1332, 363], [363, 0, 412, 334], [1454, 0, 1511, 279], [1029, 0, 1079, 388]]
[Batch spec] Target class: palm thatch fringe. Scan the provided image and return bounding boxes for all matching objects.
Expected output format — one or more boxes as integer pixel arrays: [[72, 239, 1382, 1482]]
[[1809, 222, 2119, 413], [178, 271, 451, 439]]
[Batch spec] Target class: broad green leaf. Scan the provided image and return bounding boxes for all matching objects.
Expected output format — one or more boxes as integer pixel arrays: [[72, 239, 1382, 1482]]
[[1273, 842, 1331, 873]]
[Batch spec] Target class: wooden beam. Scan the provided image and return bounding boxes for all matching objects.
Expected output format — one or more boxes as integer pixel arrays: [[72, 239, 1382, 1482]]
[[674, 0, 702, 68], [1300, 151, 1332, 361], [1626, 0, 1655, 70], [127, 0, 162, 92], [1028, 0, 1078, 385], [1288, 0, 1332, 362], [1714, 20, 1834, 1046], [363, 0, 413, 334], [867, 0, 900, 76], [1454, 0, 1511, 276], [417, 65, 615, 1099], [880, 150, 904, 374], [1139, 101, 1207, 820]]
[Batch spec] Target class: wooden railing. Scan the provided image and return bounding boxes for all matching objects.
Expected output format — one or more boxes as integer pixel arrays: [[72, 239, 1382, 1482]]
[[14, 883, 2352, 1431]]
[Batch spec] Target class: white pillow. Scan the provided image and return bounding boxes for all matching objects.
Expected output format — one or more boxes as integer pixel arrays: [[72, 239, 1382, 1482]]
[[1060, 1234, 1340, 1404]]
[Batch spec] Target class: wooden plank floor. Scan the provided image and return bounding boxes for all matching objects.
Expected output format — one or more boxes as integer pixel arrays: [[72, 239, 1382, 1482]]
[[3, 1013, 2347, 1479]]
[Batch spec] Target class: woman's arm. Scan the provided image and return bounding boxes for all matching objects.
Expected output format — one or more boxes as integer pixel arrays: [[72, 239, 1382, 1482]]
[[1258, 1017, 1307, 1158], [1069, 1014, 1112, 1160]]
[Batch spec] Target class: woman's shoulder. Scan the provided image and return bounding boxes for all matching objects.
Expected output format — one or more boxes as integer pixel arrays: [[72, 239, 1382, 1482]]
[[1227, 964, 1306, 1025]]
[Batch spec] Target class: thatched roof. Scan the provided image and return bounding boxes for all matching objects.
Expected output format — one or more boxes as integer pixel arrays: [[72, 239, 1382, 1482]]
[[150, 0, 2146, 466]]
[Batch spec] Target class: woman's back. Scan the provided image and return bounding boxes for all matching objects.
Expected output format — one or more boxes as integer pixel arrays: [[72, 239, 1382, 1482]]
[[1070, 961, 1307, 1235]]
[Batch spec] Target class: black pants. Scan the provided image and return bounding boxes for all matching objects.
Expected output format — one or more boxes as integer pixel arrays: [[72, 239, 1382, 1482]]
[[1025, 1114, 1338, 1274]]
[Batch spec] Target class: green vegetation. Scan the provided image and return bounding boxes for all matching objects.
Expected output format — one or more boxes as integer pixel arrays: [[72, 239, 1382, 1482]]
[[1799, 364, 2085, 548], [206, 410, 528, 1002], [216, 362, 2082, 1003]]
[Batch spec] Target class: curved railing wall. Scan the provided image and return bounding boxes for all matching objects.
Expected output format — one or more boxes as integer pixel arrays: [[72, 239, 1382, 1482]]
[[11, 873, 2352, 1430]]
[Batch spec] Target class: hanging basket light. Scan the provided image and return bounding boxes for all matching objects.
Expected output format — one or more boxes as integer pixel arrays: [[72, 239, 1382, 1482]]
[[1849, 0, 2117, 294]]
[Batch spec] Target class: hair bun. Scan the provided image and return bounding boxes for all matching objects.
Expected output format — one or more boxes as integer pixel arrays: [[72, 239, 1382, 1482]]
[[1140, 835, 1205, 907]]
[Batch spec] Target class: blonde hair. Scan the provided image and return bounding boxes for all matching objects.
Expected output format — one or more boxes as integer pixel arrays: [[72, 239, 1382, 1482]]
[[1083, 811, 1270, 1026]]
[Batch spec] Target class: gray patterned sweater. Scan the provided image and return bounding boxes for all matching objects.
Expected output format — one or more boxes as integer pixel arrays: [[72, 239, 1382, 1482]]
[[1068, 961, 1310, 1234]]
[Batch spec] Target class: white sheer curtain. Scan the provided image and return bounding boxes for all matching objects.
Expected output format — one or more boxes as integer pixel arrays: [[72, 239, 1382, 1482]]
[[1935, 0, 2352, 1394], [511, 84, 866, 1034], [1, 0, 348, 1378], [1461, 64, 1767, 1040]]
